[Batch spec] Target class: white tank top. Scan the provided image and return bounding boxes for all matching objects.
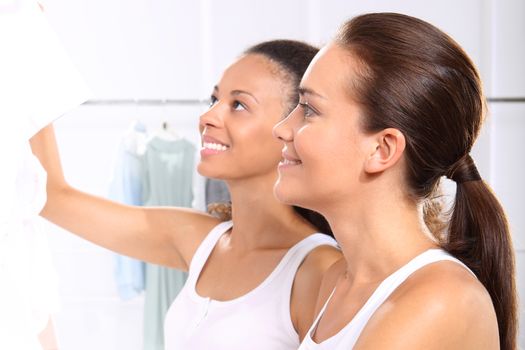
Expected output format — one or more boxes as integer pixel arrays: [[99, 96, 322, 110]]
[[298, 249, 475, 350], [164, 221, 339, 350]]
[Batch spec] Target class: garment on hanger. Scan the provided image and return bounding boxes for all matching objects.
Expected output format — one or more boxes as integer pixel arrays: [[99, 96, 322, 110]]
[[0, 1, 90, 349], [191, 166, 207, 212], [141, 134, 196, 350], [155, 121, 180, 142], [0, 0, 91, 226], [108, 121, 147, 300], [0, 0, 91, 139]]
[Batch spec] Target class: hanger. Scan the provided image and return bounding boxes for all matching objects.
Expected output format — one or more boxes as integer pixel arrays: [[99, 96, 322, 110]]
[[155, 121, 179, 141]]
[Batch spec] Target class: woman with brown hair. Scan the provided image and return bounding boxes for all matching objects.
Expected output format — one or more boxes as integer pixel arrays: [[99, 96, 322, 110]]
[[30, 39, 341, 349], [274, 13, 517, 349]]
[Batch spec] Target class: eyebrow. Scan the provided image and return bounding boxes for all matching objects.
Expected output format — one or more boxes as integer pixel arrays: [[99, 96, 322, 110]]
[[299, 87, 326, 100], [213, 85, 259, 104]]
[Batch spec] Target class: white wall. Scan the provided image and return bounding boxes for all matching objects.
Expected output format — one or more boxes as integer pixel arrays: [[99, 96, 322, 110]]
[[40, 0, 524, 349]]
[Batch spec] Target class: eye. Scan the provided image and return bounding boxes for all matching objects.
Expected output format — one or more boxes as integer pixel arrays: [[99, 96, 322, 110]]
[[232, 100, 247, 111], [299, 101, 316, 118], [209, 95, 218, 107]]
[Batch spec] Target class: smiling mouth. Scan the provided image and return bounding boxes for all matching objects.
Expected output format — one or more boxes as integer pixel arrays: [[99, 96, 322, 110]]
[[279, 158, 302, 166], [202, 141, 229, 152]]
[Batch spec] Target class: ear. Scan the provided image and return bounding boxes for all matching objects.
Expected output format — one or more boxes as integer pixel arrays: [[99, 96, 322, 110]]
[[364, 128, 406, 174]]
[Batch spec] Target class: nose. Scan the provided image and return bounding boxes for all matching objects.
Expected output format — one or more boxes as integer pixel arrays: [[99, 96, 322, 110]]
[[273, 104, 299, 143], [199, 104, 223, 134]]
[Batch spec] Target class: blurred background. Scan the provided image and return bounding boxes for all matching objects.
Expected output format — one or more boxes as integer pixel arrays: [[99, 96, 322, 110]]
[[37, 0, 524, 349]]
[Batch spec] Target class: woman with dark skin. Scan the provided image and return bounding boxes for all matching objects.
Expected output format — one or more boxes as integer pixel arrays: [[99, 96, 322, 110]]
[[31, 40, 341, 349]]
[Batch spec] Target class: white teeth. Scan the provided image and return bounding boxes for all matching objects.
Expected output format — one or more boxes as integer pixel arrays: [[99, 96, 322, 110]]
[[203, 142, 228, 151], [282, 158, 301, 165]]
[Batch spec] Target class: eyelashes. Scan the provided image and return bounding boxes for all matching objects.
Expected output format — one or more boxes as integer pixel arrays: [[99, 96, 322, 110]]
[[209, 95, 218, 107], [209, 95, 247, 112], [298, 101, 317, 118]]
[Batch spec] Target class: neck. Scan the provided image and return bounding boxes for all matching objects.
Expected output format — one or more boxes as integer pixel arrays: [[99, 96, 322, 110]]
[[226, 171, 316, 251], [322, 188, 437, 285]]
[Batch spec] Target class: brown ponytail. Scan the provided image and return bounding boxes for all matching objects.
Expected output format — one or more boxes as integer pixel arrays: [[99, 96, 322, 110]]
[[336, 13, 517, 349], [446, 179, 517, 349]]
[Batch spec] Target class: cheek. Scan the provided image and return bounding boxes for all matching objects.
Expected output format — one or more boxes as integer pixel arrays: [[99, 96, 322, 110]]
[[295, 127, 341, 174], [296, 127, 363, 192], [234, 121, 283, 168]]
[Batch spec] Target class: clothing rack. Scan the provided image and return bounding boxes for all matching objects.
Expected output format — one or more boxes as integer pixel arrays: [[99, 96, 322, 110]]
[[487, 97, 525, 103], [82, 97, 525, 106], [82, 98, 209, 106]]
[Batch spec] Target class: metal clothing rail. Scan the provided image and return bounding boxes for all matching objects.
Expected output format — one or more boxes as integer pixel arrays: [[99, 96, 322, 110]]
[[487, 97, 525, 103], [81, 97, 525, 105], [82, 98, 209, 106]]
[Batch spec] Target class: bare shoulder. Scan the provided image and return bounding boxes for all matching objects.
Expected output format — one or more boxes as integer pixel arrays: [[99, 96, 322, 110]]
[[299, 244, 343, 277], [356, 261, 499, 349], [291, 243, 342, 340], [315, 257, 346, 311], [147, 206, 223, 269], [294, 244, 343, 299]]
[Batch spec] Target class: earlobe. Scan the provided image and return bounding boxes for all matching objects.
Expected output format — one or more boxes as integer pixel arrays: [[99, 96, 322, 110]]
[[364, 128, 406, 174]]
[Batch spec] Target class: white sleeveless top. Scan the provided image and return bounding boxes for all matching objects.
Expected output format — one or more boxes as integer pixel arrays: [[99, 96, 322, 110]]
[[164, 220, 339, 350], [299, 249, 475, 350]]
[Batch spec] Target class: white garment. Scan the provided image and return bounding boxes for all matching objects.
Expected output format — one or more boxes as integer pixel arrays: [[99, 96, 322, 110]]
[[0, 0, 91, 139], [0, 0, 91, 218], [164, 221, 339, 350], [0, 144, 60, 350], [299, 249, 475, 350], [0, 1, 90, 348]]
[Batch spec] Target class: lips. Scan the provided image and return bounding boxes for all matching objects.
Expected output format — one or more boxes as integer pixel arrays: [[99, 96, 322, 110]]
[[201, 134, 230, 154], [279, 151, 302, 166]]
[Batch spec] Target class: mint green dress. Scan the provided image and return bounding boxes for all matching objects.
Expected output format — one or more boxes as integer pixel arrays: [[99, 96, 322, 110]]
[[141, 136, 196, 350]]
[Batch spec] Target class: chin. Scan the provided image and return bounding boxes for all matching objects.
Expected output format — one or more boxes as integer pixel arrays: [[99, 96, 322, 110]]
[[198, 160, 238, 181], [196, 161, 209, 177], [274, 179, 324, 213], [197, 161, 221, 179], [273, 180, 299, 206]]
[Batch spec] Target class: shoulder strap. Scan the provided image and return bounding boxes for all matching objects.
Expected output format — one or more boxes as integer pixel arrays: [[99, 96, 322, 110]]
[[187, 221, 233, 281], [276, 233, 339, 319], [279, 234, 339, 285], [346, 249, 475, 347], [304, 249, 475, 348], [362, 249, 475, 313]]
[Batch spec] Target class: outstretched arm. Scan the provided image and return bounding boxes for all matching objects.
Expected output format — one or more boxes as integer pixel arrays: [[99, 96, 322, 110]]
[[30, 125, 219, 270]]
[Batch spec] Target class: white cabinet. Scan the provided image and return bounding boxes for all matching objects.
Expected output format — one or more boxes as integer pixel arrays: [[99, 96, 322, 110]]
[[489, 0, 525, 97], [490, 103, 525, 251]]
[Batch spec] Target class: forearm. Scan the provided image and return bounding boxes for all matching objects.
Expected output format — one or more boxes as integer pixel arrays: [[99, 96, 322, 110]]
[[40, 185, 146, 254], [29, 124, 158, 263], [29, 123, 213, 269], [39, 164, 203, 268]]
